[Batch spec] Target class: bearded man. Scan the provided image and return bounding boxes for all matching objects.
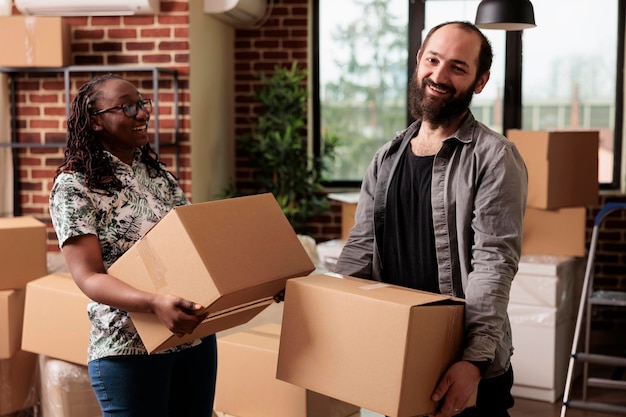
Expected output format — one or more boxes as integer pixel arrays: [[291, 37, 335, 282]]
[[335, 21, 528, 417]]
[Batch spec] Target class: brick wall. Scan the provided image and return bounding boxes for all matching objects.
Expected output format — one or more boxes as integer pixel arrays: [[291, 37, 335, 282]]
[[4, 0, 190, 251], [232, 0, 342, 242]]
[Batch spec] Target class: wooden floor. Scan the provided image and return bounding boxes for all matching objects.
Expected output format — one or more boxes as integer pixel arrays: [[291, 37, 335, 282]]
[[511, 372, 626, 417], [512, 394, 625, 417]]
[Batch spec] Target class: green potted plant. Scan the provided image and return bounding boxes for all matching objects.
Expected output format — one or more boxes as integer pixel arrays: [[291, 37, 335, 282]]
[[227, 61, 338, 234]]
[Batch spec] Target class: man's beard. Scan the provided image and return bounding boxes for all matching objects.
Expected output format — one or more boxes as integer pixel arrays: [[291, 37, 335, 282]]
[[409, 72, 477, 128]]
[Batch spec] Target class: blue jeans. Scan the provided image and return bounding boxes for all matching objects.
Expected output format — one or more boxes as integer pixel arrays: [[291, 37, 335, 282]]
[[88, 335, 218, 417]]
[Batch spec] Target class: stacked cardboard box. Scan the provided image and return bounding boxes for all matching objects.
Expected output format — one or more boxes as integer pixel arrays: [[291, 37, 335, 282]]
[[0, 16, 71, 67], [21, 273, 102, 416], [327, 192, 360, 241], [0, 216, 48, 415], [21, 273, 92, 366], [506, 130, 598, 402], [507, 129, 599, 257], [215, 323, 360, 417]]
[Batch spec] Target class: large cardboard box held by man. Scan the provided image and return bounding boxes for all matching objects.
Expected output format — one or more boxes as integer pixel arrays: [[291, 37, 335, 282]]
[[0, 216, 47, 290], [507, 130, 599, 210], [108, 194, 315, 354], [21, 273, 92, 366], [215, 323, 360, 417], [277, 273, 471, 417]]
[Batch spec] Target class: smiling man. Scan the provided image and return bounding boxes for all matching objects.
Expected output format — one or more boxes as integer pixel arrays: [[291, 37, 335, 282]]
[[335, 21, 528, 417]]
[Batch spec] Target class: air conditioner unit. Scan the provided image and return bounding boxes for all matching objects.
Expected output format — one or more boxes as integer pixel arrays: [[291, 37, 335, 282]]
[[14, 0, 159, 16], [204, 0, 268, 27]]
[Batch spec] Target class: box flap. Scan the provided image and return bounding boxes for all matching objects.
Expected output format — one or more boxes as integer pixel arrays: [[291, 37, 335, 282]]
[[175, 194, 315, 294], [132, 297, 274, 354], [299, 273, 464, 307], [0, 216, 45, 230]]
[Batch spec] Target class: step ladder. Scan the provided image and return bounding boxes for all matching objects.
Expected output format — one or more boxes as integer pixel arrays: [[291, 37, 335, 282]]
[[561, 202, 626, 416]]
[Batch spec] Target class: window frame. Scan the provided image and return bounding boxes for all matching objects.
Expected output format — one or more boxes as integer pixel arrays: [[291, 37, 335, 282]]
[[313, 0, 625, 191]]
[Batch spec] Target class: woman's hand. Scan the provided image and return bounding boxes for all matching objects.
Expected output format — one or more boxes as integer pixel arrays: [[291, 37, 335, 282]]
[[151, 294, 208, 337]]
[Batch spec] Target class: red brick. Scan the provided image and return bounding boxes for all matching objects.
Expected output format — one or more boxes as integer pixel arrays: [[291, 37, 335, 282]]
[[109, 28, 138, 39]]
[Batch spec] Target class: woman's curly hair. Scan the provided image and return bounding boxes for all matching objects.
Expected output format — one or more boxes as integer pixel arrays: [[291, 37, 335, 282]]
[[55, 73, 171, 194]]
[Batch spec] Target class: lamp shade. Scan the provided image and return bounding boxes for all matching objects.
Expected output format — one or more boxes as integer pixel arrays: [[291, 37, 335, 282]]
[[475, 0, 536, 31]]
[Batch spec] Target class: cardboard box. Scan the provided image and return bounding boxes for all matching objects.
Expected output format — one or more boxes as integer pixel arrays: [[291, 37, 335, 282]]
[[0, 16, 71, 67], [522, 207, 587, 257], [507, 130, 599, 210], [0, 350, 38, 415], [277, 273, 471, 417], [328, 192, 359, 240], [511, 255, 583, 308], [0, 216, 48, 290], [108, 194, 315, 354], [0, 289, 26, 359], [508, 303, 575, 402], [21, 273, 92, 366], [39, 355, 101, 417], [215, 323, 360, 417]]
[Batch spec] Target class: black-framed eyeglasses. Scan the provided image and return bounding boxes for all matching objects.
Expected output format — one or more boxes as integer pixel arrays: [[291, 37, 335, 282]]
[[91, 99, 153, 117]]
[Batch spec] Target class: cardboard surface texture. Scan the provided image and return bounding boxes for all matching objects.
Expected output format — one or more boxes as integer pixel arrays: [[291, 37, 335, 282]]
[[328, 192, 359, 241], [215, 323, 360, 417], [0, 350, 37, 415], [277, 273, 470, 417], [507, 130, 599, 210], [21, 273, 92, 366], [108, 194, 315, 354], [0, 216, 47, 290], [522, 207, 587, 257], [0, 289, 26, 359], [0, 16, 71, 67]]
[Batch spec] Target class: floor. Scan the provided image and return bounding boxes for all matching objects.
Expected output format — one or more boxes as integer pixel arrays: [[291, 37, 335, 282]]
[[48, 252, 625, 417]]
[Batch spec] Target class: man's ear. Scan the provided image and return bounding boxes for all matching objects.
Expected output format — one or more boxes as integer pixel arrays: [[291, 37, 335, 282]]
[[474, 70, 490, 94]]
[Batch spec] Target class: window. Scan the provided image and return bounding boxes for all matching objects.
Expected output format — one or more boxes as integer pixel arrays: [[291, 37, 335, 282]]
[[314, 0, 625, 189], [521, 0, 624, 188], [316, 0, 408, 183]]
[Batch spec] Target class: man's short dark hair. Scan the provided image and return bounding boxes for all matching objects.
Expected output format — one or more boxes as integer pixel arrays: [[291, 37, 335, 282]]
[[421, 21, 493, 79]]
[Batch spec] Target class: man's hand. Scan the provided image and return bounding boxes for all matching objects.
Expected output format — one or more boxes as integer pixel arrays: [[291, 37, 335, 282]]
[[430, 360, 481, 416]]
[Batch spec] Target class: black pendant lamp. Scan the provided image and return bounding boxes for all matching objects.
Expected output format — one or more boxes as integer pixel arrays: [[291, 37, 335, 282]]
[[475, 0, 536, 31]]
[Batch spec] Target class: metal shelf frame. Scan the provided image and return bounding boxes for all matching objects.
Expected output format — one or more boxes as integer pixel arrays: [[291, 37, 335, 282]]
[[0, 65, 179, 216]]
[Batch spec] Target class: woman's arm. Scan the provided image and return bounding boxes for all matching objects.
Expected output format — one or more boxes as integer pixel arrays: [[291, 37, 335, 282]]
[[62, 234, 206, 337]]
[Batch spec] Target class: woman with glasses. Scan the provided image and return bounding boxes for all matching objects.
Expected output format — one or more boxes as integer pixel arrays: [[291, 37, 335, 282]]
[[49, 73, 217, 417]]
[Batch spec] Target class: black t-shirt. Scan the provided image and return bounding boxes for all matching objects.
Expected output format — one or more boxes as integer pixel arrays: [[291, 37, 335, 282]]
[[380, 146, 439, 293]]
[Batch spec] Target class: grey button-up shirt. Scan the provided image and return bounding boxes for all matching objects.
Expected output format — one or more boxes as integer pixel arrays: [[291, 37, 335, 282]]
[[335, 112, 528, 378]]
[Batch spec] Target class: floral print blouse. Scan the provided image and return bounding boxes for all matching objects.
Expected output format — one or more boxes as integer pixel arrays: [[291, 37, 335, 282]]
[[49, 150, 199, 361]]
